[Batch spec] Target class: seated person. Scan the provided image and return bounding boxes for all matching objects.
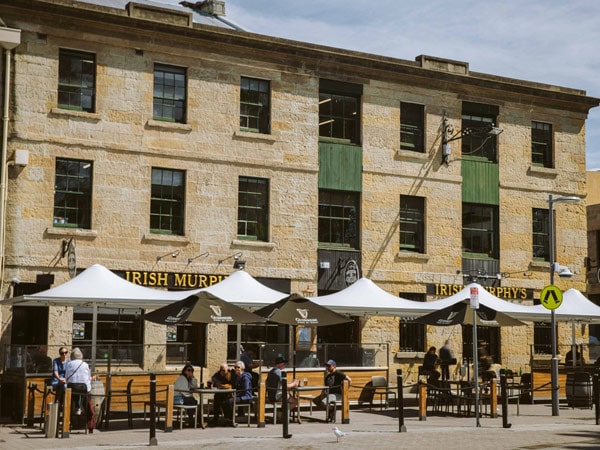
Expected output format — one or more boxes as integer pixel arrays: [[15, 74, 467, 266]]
[[222, 361, 253, 426], [65, 347, 94, 433], [265, 357, 299, 411], [313, 360, 351, 421], [209, 362, 235, 425], [51, 347, 70, 404], [174, 364, 198, 427], [565, 348, 583, 365], [422, 346, 441, 380]]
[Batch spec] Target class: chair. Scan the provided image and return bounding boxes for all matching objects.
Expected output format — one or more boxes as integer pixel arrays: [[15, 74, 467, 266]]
[[234, 396, 256, 427], [103, 378, 133, 429], [370, 376, 397, 410], [173, 404, 198, 429]]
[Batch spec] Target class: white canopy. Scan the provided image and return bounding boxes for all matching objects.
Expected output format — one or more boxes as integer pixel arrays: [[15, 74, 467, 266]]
[[309, 277, 433, 317], [527, 288, 600, 323]]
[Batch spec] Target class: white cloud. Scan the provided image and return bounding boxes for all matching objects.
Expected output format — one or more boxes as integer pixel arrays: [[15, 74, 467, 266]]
[[227, 0, 600, 169]]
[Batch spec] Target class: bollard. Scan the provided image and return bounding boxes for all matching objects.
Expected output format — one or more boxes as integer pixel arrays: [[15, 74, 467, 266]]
[[281, 371, 292, 438], [149, 373, 158, 446], [45, 402, 58, 438], [500, 373, 511, 428], [396, 369, 406, 432], [257, 377, 266, 428], [27, 383, 36, 427], [594, 372, 599, 425], [62, 388, 71, 438], [165, 384, 174, 432], [490, 378, 498, 418], [418, 380, 427, 421], [341, 379, 350, 424]]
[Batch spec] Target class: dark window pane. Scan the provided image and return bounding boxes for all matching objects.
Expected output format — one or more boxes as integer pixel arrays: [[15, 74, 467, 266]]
[[53, 158, 93, 229], [237, 176, 269, 241], [240, 77, 270, 134], [150, 168, 185, 235], [153, 64, 186, 123], [58, 49, 96, 112]]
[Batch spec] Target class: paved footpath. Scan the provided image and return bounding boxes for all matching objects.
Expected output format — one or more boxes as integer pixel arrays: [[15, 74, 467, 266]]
[[1, 404, 600, 450]]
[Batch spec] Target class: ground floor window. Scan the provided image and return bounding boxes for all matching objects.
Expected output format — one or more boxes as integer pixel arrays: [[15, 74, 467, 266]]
[[399, 293, 426, 352], [227, 323, 289, 363], [166, 322, 206, 366], [533, 322, 552, 354], [462, 325, 500, 365]]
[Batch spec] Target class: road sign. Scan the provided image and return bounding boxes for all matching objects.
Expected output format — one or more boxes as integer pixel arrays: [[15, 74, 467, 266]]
[[540, 285, 563, 310]]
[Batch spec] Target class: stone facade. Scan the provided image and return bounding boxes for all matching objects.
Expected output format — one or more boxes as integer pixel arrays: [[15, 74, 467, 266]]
[[0, 1, 597, 379]]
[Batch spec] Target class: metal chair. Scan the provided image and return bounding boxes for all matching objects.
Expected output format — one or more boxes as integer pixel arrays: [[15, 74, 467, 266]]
[[103, 378, 133, 429], [370, 376, 397, 410]]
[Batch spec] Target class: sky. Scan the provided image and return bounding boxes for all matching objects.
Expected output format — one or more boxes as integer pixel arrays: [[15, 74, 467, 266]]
[[225, 0, 600, 171]]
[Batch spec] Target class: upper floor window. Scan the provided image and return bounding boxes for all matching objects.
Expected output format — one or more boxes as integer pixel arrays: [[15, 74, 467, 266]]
[[461, 102, 499, 162], [153, 64, 186, 123], [318, 189, 360, 249], [238, 176, 269, 241], [150, 168, 185, 235], [54, 158, 93, 229], [400, 195, 425, 253], [400, 102, 425, 152], [532, 208, 549, 261], [319, 79, 362, 145], [58, 49, 96, 113], [462, 203, 498, 258], [240, 77, 270, 134], [532, 121, 553, 168]]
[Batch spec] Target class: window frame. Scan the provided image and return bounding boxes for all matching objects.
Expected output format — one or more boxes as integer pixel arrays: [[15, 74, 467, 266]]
[[461, 102, 499, 162], [532, 208, 550, 261], [58, 48, 96, 113], [318, 189, 360, 250], [462, 203, 499, 258], [400, 102, 425, 152], [399, 293, 426, 352], [237, 176, 269, 241], [150, 167, 186, 236], [153, 63, 187, 124], [53, 158, 93, 229], [400, 195, 425, 253], [531, 121, 553, 168], [240, 76, 271, 134]]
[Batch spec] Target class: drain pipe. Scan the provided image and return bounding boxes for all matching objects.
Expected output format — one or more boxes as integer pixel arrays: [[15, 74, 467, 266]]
[[0, 27, 21, 294]]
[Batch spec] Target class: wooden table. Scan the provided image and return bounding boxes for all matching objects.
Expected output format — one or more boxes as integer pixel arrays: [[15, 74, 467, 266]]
[[292, 385, 331, 424]]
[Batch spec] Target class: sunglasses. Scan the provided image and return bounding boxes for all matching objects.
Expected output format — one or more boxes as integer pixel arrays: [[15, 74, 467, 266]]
[[60, 351, 68, 355]]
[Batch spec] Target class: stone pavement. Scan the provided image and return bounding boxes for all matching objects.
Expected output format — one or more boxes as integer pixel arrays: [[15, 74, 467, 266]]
[[1, 403, 599, 450]]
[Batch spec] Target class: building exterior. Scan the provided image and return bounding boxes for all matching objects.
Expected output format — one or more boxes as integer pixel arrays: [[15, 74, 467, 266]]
[[587, 170, 600, 350], [0, 0, 597, 379]]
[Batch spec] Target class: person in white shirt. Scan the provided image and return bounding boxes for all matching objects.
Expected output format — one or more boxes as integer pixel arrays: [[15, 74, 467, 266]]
[[65, 347, 94, 432]]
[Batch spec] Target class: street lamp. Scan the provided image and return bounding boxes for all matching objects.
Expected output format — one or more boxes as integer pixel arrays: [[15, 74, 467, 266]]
[[548, 194, 580, 416], [441, 114, 503, 165]]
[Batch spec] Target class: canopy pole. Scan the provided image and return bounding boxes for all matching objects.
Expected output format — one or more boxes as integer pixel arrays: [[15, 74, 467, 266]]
[[91, 304, 97, 372], [473, 308, 480, 428], [571, 322, 576, 368]]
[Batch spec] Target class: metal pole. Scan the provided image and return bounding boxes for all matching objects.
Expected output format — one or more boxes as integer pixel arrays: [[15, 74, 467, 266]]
[[500, 371, 511, 428], [473, 308, 480, 427], [396, 369, 406, 432], [281, 370, 292, 438], [149, 373, 157, 446], [549, 195, 559, 416]]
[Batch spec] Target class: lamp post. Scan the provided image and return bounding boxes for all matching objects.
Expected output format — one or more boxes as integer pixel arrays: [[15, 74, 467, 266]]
[[548, 194, 580, 416]]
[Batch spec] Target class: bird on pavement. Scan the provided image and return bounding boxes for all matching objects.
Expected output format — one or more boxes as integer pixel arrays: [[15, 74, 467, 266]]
[[332, 426, 347, 443]]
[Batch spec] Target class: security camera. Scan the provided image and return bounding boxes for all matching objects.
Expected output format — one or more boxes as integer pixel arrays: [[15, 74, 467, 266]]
[[11, 277, 21, 285], [553, 262, 573, 278]]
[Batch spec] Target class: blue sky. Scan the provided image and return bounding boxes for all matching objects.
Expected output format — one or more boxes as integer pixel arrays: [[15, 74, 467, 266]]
[[226, 0, 600, 170]]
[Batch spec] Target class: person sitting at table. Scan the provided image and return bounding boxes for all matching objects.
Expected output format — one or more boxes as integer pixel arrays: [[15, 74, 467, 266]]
[[565, 348, 583, 365], [265, 356, 299, 411], [222, 361, 253, 426], [209, 362, 235, 425], [422, 346, 441, 381], [51, 346, 70, 404], [65, 347, 94, 433], [174, 363, 198, 427], [312, 360, 351, 421]]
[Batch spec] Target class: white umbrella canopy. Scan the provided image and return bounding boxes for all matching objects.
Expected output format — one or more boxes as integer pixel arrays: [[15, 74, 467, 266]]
[[527, 288, 600, 323], [309, 277, 433, 317]]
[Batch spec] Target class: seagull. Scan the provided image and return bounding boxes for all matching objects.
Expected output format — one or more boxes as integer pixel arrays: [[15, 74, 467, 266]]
[[332, 426, 347, 443]]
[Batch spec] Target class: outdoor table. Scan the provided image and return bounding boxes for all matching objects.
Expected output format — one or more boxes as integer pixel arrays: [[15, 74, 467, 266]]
[[291, 385, 331, 424], [197, 387, 236, 428]]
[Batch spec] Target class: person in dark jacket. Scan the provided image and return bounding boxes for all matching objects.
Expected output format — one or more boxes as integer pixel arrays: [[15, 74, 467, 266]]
[[222, 361, 253, 426]]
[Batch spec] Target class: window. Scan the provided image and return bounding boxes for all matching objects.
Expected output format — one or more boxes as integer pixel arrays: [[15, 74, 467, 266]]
[[166, 323, 206, 366], [399, 293, 425, 352], [461, 102, 499, 162], [462, 203, 498, 258], [238, 176, 269, 241], [532, 208, 549, 261], [53, 158, 92, 229], [58, 49, 95, 112], [153, 64, 186, 123], [400, 195, 425, 253], [532, 121, 553, 168], [400, 102, 424, 152], [240, 77, 270, 133], [150, 168, 185, 235], [318, 190, 360, 249], [319, 79, 362, 144], [533, 322, 552, 354], [73, 307, 143, 364]]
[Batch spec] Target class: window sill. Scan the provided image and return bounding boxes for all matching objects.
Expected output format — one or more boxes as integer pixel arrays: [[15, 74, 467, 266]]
[[396, 251, 429, 262], [142, 233, 190, 245], [233, 130, 276, 143], [529, 260, 550, 270], [396, 149, 429, 161], [527, 165, 557, 177], [395, 351, 425, 359], [45, 227, 98, 238], [50, 107, 101, 121], [146, 119, 192, 132], [231, 239, 277, 250]]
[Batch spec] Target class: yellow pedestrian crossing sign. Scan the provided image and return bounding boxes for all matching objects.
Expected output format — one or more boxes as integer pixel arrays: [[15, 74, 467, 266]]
[[540, 285, 563, 310]]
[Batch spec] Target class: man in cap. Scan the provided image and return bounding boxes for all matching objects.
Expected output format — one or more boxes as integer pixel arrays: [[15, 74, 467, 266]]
[[313, 360, 351, 420], [265, 356, 300, 410]]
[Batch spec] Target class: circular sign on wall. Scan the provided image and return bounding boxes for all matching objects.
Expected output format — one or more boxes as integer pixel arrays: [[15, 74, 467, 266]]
[[344, 259, 360, 287], [68, 240, 77, 279]]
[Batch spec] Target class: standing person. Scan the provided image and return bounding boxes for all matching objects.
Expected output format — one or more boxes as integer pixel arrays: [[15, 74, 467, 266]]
[[439, 340, 455, 381], [312, 360, 351, 421], [51, 346, 70, 403], [265, 356, 299, 410], [65, 347, 94, 433], [222, 361, 253, 426], [209, 362, 234, 425], [174, 363, 198, 427]]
